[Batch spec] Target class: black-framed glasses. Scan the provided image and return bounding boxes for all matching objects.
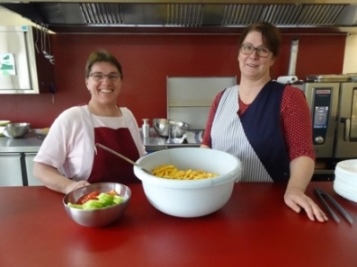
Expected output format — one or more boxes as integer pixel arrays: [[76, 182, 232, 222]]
[[240, 43, 271, 58], [89, 72, 121, 82]]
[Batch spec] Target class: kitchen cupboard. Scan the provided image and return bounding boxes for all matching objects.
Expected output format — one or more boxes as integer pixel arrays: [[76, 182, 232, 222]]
[[24, 152, 42, 186], [0, 152, 41, 186], [0, 152, 23, 186], [0, 25, 55, 94], [167, 77, 236, 129], [0, 133, 42, 186]]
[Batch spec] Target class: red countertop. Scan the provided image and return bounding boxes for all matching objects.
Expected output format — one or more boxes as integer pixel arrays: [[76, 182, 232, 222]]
[[0, 182, 356, 267]]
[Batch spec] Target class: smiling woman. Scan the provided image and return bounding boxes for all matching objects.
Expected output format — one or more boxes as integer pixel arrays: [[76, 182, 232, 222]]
[[33, 49, 146, 195], [201, 21, 327, 223], [86, 61, 123, 115]]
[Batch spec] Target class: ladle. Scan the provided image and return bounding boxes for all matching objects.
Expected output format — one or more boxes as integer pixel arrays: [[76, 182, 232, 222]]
[[95, 143, 151, 174]]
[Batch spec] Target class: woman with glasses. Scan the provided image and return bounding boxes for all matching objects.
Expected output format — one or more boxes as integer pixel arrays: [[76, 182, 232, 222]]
[[201, 22, 327, 222], [33, 50, 145, 194]]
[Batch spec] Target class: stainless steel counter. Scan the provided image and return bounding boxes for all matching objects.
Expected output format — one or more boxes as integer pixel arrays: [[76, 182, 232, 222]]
[[0, 128, 200, 154], [142, 128, 201, 151], [0, 132, 43, 153], [143, 137, 200, 147]]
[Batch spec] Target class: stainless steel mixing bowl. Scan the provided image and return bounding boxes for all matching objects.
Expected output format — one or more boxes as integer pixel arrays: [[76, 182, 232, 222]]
[[170, 121, 189, 138], [153, 118, 189, 138], [3, 122, 31, 138], [153, 118, 170, 137], [63, 182, 131, 227]]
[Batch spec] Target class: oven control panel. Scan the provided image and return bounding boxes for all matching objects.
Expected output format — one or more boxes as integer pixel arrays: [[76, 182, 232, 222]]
[[312, 88, 331, 145]]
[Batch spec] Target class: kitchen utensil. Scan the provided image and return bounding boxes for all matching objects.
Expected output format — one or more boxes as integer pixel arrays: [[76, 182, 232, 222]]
[[95, 143, 151, 174], [170, 121, 189, 138], [3, 122, 31, 138], [153, 118, 170, 137], [153, 118, 189, 138], [133, 147, 242, 218], [63, 182, 131, 227], [314, 186, 353, 225]]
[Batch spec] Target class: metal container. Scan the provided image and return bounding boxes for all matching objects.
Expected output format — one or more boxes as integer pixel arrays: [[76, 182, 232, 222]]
[[153, 118, 170, 137], [305, 74, 349, 82], [142, 118, 150, 138], [3, 122, 31, 138], [63, 182, 131, 227], [170, 121, 189, 138], [153, 118, 189, 138]]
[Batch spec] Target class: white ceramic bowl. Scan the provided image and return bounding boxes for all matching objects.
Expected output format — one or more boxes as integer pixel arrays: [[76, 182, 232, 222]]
[[134, 147, 242, 218]]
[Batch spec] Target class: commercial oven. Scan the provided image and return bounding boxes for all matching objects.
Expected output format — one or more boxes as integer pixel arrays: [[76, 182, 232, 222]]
[[334, 81, 357, 158], [304, 74, 357, 162], [304, 78, 342, 158]]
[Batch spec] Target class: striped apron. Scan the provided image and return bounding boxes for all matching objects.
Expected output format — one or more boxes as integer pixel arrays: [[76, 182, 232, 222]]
[[211, 81, 290, 182]]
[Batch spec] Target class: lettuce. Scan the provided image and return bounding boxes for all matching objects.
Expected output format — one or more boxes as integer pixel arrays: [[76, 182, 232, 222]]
[[67, 192, 125, 210]]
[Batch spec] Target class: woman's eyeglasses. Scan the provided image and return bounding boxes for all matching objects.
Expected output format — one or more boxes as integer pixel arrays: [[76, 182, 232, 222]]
[[89, 72, 121, 82], [240, 44, 271, 58]]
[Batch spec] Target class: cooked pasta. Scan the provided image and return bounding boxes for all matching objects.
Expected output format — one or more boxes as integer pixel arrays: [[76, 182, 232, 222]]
[[151, 164, 217, 180]]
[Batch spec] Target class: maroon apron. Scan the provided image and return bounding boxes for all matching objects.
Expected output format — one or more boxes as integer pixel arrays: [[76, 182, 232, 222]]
[[88, 127, 140, 184]]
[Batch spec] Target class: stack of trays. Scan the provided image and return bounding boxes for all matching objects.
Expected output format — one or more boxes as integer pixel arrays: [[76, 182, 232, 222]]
[[334, 159, 357, 203]]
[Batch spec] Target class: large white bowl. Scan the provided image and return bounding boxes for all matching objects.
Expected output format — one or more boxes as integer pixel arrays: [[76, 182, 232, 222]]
[[134, 147, 242, 218]]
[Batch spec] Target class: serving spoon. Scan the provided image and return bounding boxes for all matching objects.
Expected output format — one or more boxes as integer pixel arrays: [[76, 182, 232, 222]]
[[95, 143, 151, 174]]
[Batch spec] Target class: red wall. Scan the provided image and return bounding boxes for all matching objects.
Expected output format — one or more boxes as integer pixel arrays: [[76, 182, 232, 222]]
[[0, 33, 346, 128]]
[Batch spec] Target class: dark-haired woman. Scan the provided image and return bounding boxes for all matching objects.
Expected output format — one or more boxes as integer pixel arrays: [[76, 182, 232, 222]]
[[201, 22, 327, 222], [34, 50, 145, 194]]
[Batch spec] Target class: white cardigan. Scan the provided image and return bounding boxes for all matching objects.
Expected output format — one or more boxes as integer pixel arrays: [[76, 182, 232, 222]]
[[34, 105, 146, 180]]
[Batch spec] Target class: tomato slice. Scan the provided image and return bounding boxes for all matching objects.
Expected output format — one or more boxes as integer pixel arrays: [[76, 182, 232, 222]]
[[77, 191, 100, 204]]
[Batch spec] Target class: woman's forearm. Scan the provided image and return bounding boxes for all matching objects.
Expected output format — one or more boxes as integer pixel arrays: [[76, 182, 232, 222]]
[[287, 156, 315, 191], [33, 162, 73, 194]]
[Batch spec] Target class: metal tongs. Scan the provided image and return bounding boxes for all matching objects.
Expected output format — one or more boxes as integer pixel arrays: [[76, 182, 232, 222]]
[[314, 187, 354, 225]]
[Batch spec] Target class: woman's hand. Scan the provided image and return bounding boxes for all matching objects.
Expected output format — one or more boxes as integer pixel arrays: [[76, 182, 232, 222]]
[[285, 157, 328, 222], [64, 180, 91, 195], [284, 186, 328, 222]]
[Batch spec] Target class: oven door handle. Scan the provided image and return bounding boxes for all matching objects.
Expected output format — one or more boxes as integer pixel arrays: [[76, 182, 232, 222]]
[[340, 117, 350, 141]]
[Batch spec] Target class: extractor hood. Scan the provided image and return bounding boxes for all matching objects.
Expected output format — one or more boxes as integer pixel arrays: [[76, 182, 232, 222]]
[[1, 0, 357, 34]]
